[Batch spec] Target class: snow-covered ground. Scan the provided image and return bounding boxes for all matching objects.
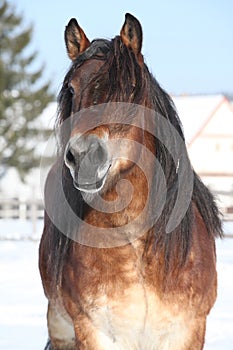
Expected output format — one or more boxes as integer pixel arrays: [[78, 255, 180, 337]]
[[0, 221, 232, 349], [0, 240, 47, 350]]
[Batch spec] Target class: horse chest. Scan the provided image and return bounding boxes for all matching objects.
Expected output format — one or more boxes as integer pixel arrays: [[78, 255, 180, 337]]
[[84, 285, 191, 350]]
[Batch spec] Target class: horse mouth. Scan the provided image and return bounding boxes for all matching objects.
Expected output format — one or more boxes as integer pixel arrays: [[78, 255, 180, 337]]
[[73, 164, 111, 193]]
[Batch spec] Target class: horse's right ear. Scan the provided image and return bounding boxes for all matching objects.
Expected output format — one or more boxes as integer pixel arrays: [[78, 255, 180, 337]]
[[65, 18, 90, 61], [120, 13, 143, 58]]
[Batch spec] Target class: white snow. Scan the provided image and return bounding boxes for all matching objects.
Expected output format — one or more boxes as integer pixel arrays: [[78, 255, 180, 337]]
[[0, 240, 47, 350], [0, 219, 43, 241], [0, 221, 232, 349], [205, 237, 233, 349]]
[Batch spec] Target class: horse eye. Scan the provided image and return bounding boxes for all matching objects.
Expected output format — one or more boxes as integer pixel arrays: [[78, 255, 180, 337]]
[[68, 85, 75, 95]]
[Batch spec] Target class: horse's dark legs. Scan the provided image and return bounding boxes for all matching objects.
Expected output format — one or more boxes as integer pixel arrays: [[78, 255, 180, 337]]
[[44, 338, 77, 350], [44, 339, 52, 350]]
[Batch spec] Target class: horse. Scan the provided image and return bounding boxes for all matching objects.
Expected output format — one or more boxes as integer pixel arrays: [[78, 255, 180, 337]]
[[39, 13, 222, 350]]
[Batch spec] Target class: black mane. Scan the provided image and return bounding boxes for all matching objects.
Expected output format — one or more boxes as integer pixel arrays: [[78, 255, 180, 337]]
[[47, 35, 222, 285]]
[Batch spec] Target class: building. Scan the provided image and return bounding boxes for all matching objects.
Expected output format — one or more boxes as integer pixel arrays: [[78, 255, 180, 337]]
[[173, 94, 233, 215]]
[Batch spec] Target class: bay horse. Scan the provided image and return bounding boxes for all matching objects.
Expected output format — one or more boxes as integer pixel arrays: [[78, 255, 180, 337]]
[[39, 13, 222, 350]]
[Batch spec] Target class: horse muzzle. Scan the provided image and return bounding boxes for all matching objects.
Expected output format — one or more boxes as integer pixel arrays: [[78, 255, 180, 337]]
[[64, 134, 111, 193]]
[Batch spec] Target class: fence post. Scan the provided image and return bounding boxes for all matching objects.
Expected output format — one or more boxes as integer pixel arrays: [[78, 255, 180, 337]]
[[19, 196, 27, 220], [31, 186, 37, 236]]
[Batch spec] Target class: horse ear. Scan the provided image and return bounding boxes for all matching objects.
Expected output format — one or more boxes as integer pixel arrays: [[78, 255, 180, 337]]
[[120, 13, 143, 56], [65, 18, 90, 61]]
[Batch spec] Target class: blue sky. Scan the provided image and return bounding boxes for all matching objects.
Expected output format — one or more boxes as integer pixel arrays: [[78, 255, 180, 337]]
[[10, 0, 233, 96]]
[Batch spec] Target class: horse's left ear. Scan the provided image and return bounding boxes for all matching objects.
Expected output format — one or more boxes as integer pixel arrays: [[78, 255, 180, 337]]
[[65, 18, 90, 61], [120, 13, 143, 57]]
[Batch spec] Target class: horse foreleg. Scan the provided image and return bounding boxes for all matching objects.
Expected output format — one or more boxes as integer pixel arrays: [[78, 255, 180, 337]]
[[46, 302, 76, 350]]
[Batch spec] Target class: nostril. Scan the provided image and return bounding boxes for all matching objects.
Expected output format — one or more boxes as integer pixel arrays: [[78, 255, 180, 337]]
[[97, 145, 106, 162], [66, 149, 75, 164], [91, 144, 107, 165], [91, 147, 100, 165]]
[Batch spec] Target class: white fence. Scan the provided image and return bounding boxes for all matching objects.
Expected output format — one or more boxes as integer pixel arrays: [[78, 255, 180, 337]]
[[0, 198, 44, 240], [0, 198, 44, 221], [0, 196, 232, 240]]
